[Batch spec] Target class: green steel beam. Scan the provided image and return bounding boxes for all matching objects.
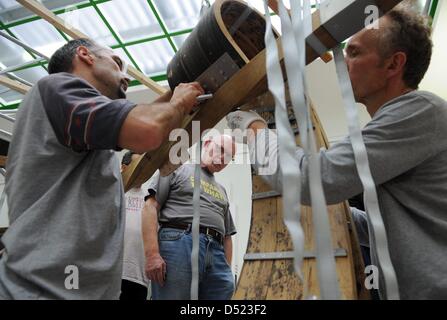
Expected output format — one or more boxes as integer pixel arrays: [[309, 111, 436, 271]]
[[0, 0, 112, 30], [0, 102, 19, 110], [8, 26, 194, 74], [146, 0, 178, 53], [0, 73, 168, 110], [111, 28, 193, 49], [429, 0, 439, 20], [88, 0, 143, 72]]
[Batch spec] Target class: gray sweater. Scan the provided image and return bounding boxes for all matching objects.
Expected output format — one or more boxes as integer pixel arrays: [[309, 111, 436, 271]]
[[0, 73, 136, 299], [250, 91, 447, 299]]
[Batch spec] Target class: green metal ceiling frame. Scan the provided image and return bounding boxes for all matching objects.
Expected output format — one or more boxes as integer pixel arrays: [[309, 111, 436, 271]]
[[0, 0, 192, 110], [0, 0, 442, 110]]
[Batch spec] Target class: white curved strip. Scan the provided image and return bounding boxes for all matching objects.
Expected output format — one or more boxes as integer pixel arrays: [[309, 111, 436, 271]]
[[190, 142, 202, 300], [263, 0, 306, 280], [283, 0, 340, 300]]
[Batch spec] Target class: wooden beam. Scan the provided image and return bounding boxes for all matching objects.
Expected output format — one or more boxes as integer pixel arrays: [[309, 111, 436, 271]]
[[268, 0, 333, 63], [16, 0, 167, 96], [0, 76, 31, 94]]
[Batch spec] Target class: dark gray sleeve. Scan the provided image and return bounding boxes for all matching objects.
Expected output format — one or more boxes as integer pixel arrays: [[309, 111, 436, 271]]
[[38, 73, 136, 152], [223, 189, 236, 236], [224, 206, 237, 236], [145, 170, 171, 208]]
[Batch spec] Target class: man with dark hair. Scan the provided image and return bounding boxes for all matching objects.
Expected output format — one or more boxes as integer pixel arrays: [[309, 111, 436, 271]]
[[0, 39, 203, 299], [47, 38, 97, 74], [227, 7, 447, 299]]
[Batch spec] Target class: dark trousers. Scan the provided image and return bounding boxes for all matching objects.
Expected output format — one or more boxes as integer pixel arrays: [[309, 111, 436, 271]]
[[120, 279, 148, 300]]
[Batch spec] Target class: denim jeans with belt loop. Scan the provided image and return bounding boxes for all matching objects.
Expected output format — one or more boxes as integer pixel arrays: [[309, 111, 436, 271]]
[[151, 227, 234, 300]]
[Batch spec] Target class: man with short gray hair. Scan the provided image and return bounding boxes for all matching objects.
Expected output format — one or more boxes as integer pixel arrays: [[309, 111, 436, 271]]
[[227, 7, 447, 299]]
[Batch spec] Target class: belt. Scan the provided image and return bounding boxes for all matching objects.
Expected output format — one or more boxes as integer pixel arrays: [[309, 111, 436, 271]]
[[160, 222, 224, 245]]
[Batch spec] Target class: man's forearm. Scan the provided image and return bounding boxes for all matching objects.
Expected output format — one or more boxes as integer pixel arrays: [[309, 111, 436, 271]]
[[223, 236, 233, 265], [142, 201, 161, 258]]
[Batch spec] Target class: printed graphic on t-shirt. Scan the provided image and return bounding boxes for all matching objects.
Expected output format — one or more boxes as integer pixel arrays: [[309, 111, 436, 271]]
[[126, 194, 145, 213], [189, 176, 225, 202]]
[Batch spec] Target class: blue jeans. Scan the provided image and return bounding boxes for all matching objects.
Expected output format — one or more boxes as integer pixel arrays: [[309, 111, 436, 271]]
[[151, 228, 234, 300]]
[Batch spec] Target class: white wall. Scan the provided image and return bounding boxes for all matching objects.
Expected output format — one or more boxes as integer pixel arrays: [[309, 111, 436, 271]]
[[420, 0, 447, 100]]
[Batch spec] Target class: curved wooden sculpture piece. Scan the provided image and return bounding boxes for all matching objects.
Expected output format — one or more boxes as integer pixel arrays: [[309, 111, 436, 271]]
[[234, 102, 366, 299]]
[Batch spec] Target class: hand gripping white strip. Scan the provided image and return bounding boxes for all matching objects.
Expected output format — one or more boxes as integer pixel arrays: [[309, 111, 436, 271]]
[[190, 142, 202, 300], [262, 0, 306, 280], [332, 45, 400, 299], [282, 0, 341, 300]]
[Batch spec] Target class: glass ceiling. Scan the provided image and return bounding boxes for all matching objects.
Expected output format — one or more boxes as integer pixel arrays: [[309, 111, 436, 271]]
[[0, 0, 439, 110]]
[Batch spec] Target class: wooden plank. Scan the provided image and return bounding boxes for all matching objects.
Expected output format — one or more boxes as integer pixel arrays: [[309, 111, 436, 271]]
[[233, 176, 279, 299], [234, 108, 359, 300], [268, 0, 333, 63], [0, 75, 30, 94], [16, 0, 167, 96]]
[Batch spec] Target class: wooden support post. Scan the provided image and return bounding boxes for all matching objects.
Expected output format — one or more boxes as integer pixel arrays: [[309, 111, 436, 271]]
[[16, 0, 168, 96], [0, 76, 31, 94]]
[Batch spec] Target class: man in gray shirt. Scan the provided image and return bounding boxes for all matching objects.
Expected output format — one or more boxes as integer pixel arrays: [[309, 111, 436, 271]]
[[228, 7, 446, 299], [143, 135, 237, 300], [0, 39, 204, 299]]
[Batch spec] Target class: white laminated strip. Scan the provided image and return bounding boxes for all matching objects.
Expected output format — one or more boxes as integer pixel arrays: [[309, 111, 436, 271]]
[[285, 0, 341, 300], [190, 142, 202, 300], [263, 0, 306, 280], [332, 45, 400, 300]]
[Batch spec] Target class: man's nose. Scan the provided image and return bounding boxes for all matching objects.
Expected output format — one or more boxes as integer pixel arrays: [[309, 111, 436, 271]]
[[344, 55, 351, 71]]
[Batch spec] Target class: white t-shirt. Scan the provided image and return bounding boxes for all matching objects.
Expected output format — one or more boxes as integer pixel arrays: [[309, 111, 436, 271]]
[[122, 183, 150, 287]]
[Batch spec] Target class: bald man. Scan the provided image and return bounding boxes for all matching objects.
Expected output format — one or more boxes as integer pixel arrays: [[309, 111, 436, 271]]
[[142, 135, 237, 300]]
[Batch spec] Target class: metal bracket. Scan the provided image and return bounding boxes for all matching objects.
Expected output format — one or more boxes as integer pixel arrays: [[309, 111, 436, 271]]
[[195, 52, 240, 93], [252, 190, 282, 200], [244, 248, 348, 261]]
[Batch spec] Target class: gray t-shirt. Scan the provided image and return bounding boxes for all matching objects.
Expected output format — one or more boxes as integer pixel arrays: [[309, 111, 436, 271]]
[[147, 164, 236, 237], [0, 73, 136, 299], [252, 90, 447, 299]]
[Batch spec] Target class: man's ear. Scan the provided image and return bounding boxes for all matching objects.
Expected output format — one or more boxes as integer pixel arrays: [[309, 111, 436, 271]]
[[76, 46, 95, 67], [387, 51, 407, 79]]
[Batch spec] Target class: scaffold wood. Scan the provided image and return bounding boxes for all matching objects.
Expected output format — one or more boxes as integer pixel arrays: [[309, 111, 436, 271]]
[[233, 102, 369, 299], [0, 76, 31, 95]]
